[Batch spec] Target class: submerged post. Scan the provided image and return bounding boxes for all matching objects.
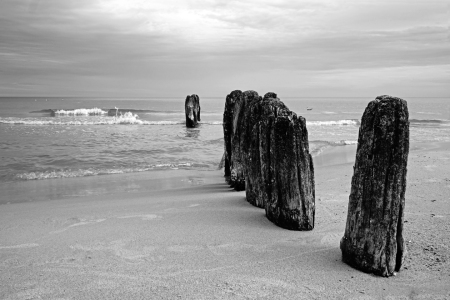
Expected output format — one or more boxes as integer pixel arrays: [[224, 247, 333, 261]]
[[185, 94, 201, 128], [340, 95, 409, 277]]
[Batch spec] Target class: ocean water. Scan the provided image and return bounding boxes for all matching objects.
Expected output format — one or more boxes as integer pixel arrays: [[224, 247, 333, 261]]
[[0, 96, 449, 184]]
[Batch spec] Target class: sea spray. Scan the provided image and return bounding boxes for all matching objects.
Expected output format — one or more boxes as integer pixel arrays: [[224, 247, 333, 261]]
[[307, 119, 360, 126], [53, 108, 107, 116], [0, 116, 222, 126]]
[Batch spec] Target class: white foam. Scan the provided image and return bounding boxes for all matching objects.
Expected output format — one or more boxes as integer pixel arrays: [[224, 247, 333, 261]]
[[205, 121, 223, 125], [147, 121, 184, 125], [0, 116, 225, 126], [0, 115, 182, 126], [15, 163, 197, 181], [335, 140, 358, 145], [117, 214, 161, 221], [307, 120, 360, 126], [154, 163, 192, 168], [54, 108, 107, 116], [309, 140, 358, 157], [16, 169, 97, 180], [416, 112, 441, 115]]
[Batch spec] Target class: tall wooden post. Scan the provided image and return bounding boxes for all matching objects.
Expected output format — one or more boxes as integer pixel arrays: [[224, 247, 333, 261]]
[[229, 90, 260, 191], [247, 93, 315, 230], [340, 95, 409, 277], [223, 90, 242, 178]]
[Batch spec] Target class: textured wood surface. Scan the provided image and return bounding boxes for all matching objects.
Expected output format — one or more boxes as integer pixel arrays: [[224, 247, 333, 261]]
[[222, 90, 242, 177], [247, 93, 315, 230], [185, 94, 201, 128], [222, 91, 315, 230], [243, 93, 265, 207], [340, 95, 409, 277], [229, 91, 261, 191]]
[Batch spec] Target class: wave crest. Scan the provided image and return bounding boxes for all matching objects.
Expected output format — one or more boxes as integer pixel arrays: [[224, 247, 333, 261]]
[[410, 119, 450, 126], [15, 163, 200, 180], [53, 108, 107, 116], [0, 116, 222, 126], [307, 119, 360, 126], [309, 139, 358, 157]]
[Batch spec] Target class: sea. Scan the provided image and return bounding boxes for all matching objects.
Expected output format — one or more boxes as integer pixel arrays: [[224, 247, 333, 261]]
[[0, 96, 449, 203]]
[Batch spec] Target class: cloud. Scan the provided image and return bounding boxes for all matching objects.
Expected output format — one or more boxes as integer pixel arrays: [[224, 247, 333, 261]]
[[0, 0, 448, 96]]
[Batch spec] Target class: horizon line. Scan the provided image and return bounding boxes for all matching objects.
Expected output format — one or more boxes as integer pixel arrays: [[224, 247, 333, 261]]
[[1, 96, 448, 99]]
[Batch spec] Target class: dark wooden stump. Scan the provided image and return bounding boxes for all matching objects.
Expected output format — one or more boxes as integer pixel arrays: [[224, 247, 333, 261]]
[[229, 90, 261, 191], [340, 95, 409, 277], [223, 90, 242, 179], [244, 93, 268, 207], [247, 93, 315, 230], [185, 94, 201, 128]]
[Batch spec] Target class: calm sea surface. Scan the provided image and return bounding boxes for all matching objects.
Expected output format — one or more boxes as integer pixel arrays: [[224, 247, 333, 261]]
[[0, 96, 449, 183]]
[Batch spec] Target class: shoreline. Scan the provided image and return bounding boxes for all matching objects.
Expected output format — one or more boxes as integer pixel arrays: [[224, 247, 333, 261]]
[[0, 142, 357, 206], [0, 169, 223, 205], [1, 141, 449, 298], [2, 141, 449, 206]]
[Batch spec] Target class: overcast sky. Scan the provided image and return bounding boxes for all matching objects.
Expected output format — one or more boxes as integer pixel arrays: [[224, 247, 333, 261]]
[[0, 0, 448, 97]]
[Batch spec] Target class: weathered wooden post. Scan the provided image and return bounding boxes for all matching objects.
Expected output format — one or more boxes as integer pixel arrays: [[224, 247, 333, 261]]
[[340, 95, 409, 277], [223, 90, 242, 179], [185, 94, 201, 128], [243, 92, 265, 207], [229, 90, 261, 191], [247, 93, 315, 230]]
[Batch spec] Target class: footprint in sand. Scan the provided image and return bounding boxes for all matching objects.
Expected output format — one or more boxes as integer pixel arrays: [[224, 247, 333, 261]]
[[117, 214, 162, 221]]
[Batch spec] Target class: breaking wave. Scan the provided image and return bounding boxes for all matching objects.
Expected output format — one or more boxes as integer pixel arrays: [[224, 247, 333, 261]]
[[307, 119, 360, 126], [307, 119, 450, 127], [53, 108, 107, 116], [409, 119, 450, 126], [307, 118, 449, 127], [416, 112, 441, 115], [334, 140, 358, 145], [31, 108, 172, 115], [14, 162, 211, 181], [0, 114, 222, 126], [310, 140, 358, 157]]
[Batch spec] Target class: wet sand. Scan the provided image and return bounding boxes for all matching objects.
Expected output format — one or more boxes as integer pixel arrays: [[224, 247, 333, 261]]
[[1, 143, 449, 299]]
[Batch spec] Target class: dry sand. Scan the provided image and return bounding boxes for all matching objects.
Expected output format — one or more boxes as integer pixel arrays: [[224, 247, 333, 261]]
[[1, 143, 449, 299]]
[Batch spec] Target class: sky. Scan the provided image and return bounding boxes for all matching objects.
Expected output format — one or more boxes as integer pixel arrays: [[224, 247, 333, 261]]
[[0, 0, 448, 97]]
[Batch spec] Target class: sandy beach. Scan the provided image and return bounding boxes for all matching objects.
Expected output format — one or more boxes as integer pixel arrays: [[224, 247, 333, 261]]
[[1, 143, 449, 299], [1, 0, 448, 297]]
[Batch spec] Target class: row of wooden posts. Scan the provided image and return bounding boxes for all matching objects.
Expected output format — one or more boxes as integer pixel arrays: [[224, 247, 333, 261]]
[[185, 92, 409, 277]]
